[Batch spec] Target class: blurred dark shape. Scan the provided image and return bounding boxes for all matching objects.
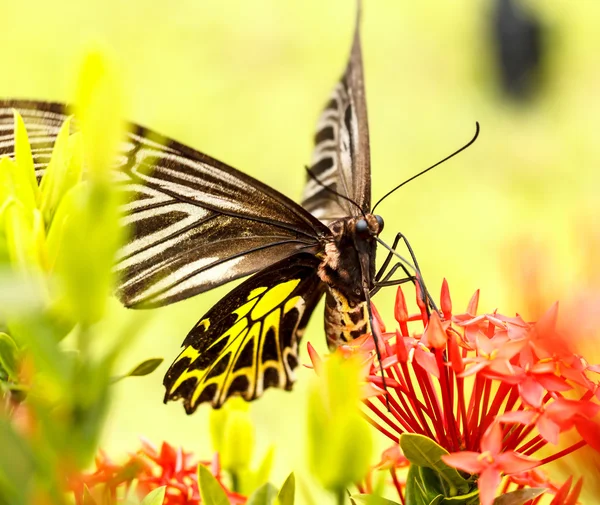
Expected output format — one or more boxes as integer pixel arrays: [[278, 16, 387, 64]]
[[492, 0, 544, 100]]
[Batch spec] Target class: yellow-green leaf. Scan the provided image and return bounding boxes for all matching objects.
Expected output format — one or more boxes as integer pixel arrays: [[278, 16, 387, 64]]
[[306, 353, 372, 493], [198, 464, 230, 505], [13, 110, 40, 206], [39, 117, 82, 224], [139, 486, 166, 505], [275, 473, 295, 505], [74, 49, 124, 183], [0, 332, 19, 379]]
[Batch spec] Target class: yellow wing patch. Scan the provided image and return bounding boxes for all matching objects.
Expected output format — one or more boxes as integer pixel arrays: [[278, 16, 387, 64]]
[[163, 257, 322, 412]]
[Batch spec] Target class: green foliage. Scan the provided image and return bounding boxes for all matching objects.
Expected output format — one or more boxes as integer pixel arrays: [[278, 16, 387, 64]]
[[492, 488, 546, 505], [138, 487, 167, 505], [400, 434, 471, 496], [0, 49, 160, 505], [198, 464, 230, 505], [247, 482, 278, 505], [306, 353, 373, 497], [350, 495, 401, 505], [401, 435, 478, 505], [275, 473, 295, 505], [209, 397, 276, 496]]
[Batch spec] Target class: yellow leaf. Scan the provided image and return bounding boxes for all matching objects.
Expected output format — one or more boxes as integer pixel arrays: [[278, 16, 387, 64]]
[[74, 48, 124, 183]]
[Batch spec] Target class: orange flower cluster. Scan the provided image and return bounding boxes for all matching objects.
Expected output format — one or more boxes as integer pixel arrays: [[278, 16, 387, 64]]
[[69, 440, 246, 505]]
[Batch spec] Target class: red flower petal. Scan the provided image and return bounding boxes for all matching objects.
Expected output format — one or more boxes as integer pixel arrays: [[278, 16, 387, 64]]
[[440, 278, 452, 320], [537, 415, 561, 445], [497, 410, 537, 425], [441, 452, 486, 474], [575, 417, 600, 452], [423, 311, 447, 349], [481, 422, 503, 455], [496, 451, 540, 474], [478, 467, 502, 505], [466, 289, 480, 315]]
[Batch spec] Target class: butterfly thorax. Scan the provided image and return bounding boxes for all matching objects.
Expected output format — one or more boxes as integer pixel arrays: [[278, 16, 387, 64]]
[[318, 214, 381, 349]]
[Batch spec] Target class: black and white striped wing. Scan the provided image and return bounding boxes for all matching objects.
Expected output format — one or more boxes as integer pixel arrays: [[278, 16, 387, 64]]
[[0, 101, 330, 308], [301, 10, 371, 222]]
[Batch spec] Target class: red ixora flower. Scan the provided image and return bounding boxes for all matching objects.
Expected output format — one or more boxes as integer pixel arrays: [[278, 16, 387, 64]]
[[308, 278, 600, 504], [442, 422, 539, 505], [68, 439, 246, 505]]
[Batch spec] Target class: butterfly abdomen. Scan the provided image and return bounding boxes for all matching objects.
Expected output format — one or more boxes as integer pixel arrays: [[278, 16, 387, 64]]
[[324, 289, 369, 349]]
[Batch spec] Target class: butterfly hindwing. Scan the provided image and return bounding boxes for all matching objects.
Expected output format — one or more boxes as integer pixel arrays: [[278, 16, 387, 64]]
[[302, 7, 371, 222], [163, 254, 324, 411], [0, 100, 329, 308]]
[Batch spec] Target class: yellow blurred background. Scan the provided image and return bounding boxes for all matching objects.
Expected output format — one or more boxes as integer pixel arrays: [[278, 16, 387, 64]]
[[2, 0, 600, 501]]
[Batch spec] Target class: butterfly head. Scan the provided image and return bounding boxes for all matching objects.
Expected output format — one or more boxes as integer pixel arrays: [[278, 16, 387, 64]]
[[355, 214, 384, 238]]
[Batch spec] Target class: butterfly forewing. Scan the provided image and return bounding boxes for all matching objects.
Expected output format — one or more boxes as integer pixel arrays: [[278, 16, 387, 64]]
[[0, 100, 328, 309], [302, 12, 371, 222], [163, 254, 323, 410]]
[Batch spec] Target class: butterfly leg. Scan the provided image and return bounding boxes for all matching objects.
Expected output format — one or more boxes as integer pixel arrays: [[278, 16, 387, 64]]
[[374, 232, 438, 313]]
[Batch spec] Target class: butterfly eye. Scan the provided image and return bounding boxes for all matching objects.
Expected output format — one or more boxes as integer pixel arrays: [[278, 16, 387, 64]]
[[356, 219, 369, 235], [375, 215, 384, 233]]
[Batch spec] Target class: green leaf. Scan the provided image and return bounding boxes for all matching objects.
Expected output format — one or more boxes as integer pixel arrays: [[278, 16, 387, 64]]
[[350, 494, 402, 505], [400, 434, 470, 495], [0, 332, 18, 379], [404, 465, 444, 505], [198, 464, 230, 505], [0, 417, 35, 505], [276, 473, 295, 505], [493, 488, 546, 505], [247, 483, 278, 505], [139, 486, 166, 505], [126, 358, 163, 377]]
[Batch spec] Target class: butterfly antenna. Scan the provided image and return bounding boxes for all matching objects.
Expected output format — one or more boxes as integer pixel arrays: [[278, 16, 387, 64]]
[[371, 122, 480, 213], [304, 166, 367, 218]]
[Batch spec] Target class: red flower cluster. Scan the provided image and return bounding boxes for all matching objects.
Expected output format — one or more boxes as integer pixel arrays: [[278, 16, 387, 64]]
[[69, 439, 246, 505], [312, 280, 600, 505]]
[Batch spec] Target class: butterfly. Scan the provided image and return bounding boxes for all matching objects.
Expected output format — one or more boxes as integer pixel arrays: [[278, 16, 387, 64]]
[[0, 8, 477, 412]]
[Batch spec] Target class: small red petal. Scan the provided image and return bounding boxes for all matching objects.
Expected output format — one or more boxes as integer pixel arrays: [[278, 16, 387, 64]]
[[415, 348, 440, 378], [478, 467, 502, 505], [394, 286, 408, 326], [534, 302, 559, 338], [497, 451, 540, 474], [440, 278, 452, 319], [466, 289, 480, 315], [565, 477, 584, 505], [481, 422, 503, 455], [448, 333, 465, 373], [550, 476, 574, 505], [575, 417, 600, 452], [519, 378, 545, 408], [537, 415, 561, 445], [395, 330, 409, 362], [441, 452, 486, 474], [423, 311, 447, 350], [371, 302, 386, 333], [497, 410, 537, 425], [306, 342, 323, 375]]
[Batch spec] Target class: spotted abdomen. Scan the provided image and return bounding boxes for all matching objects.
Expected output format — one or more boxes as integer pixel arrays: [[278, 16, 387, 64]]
[[324, 288, 370, 350]]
